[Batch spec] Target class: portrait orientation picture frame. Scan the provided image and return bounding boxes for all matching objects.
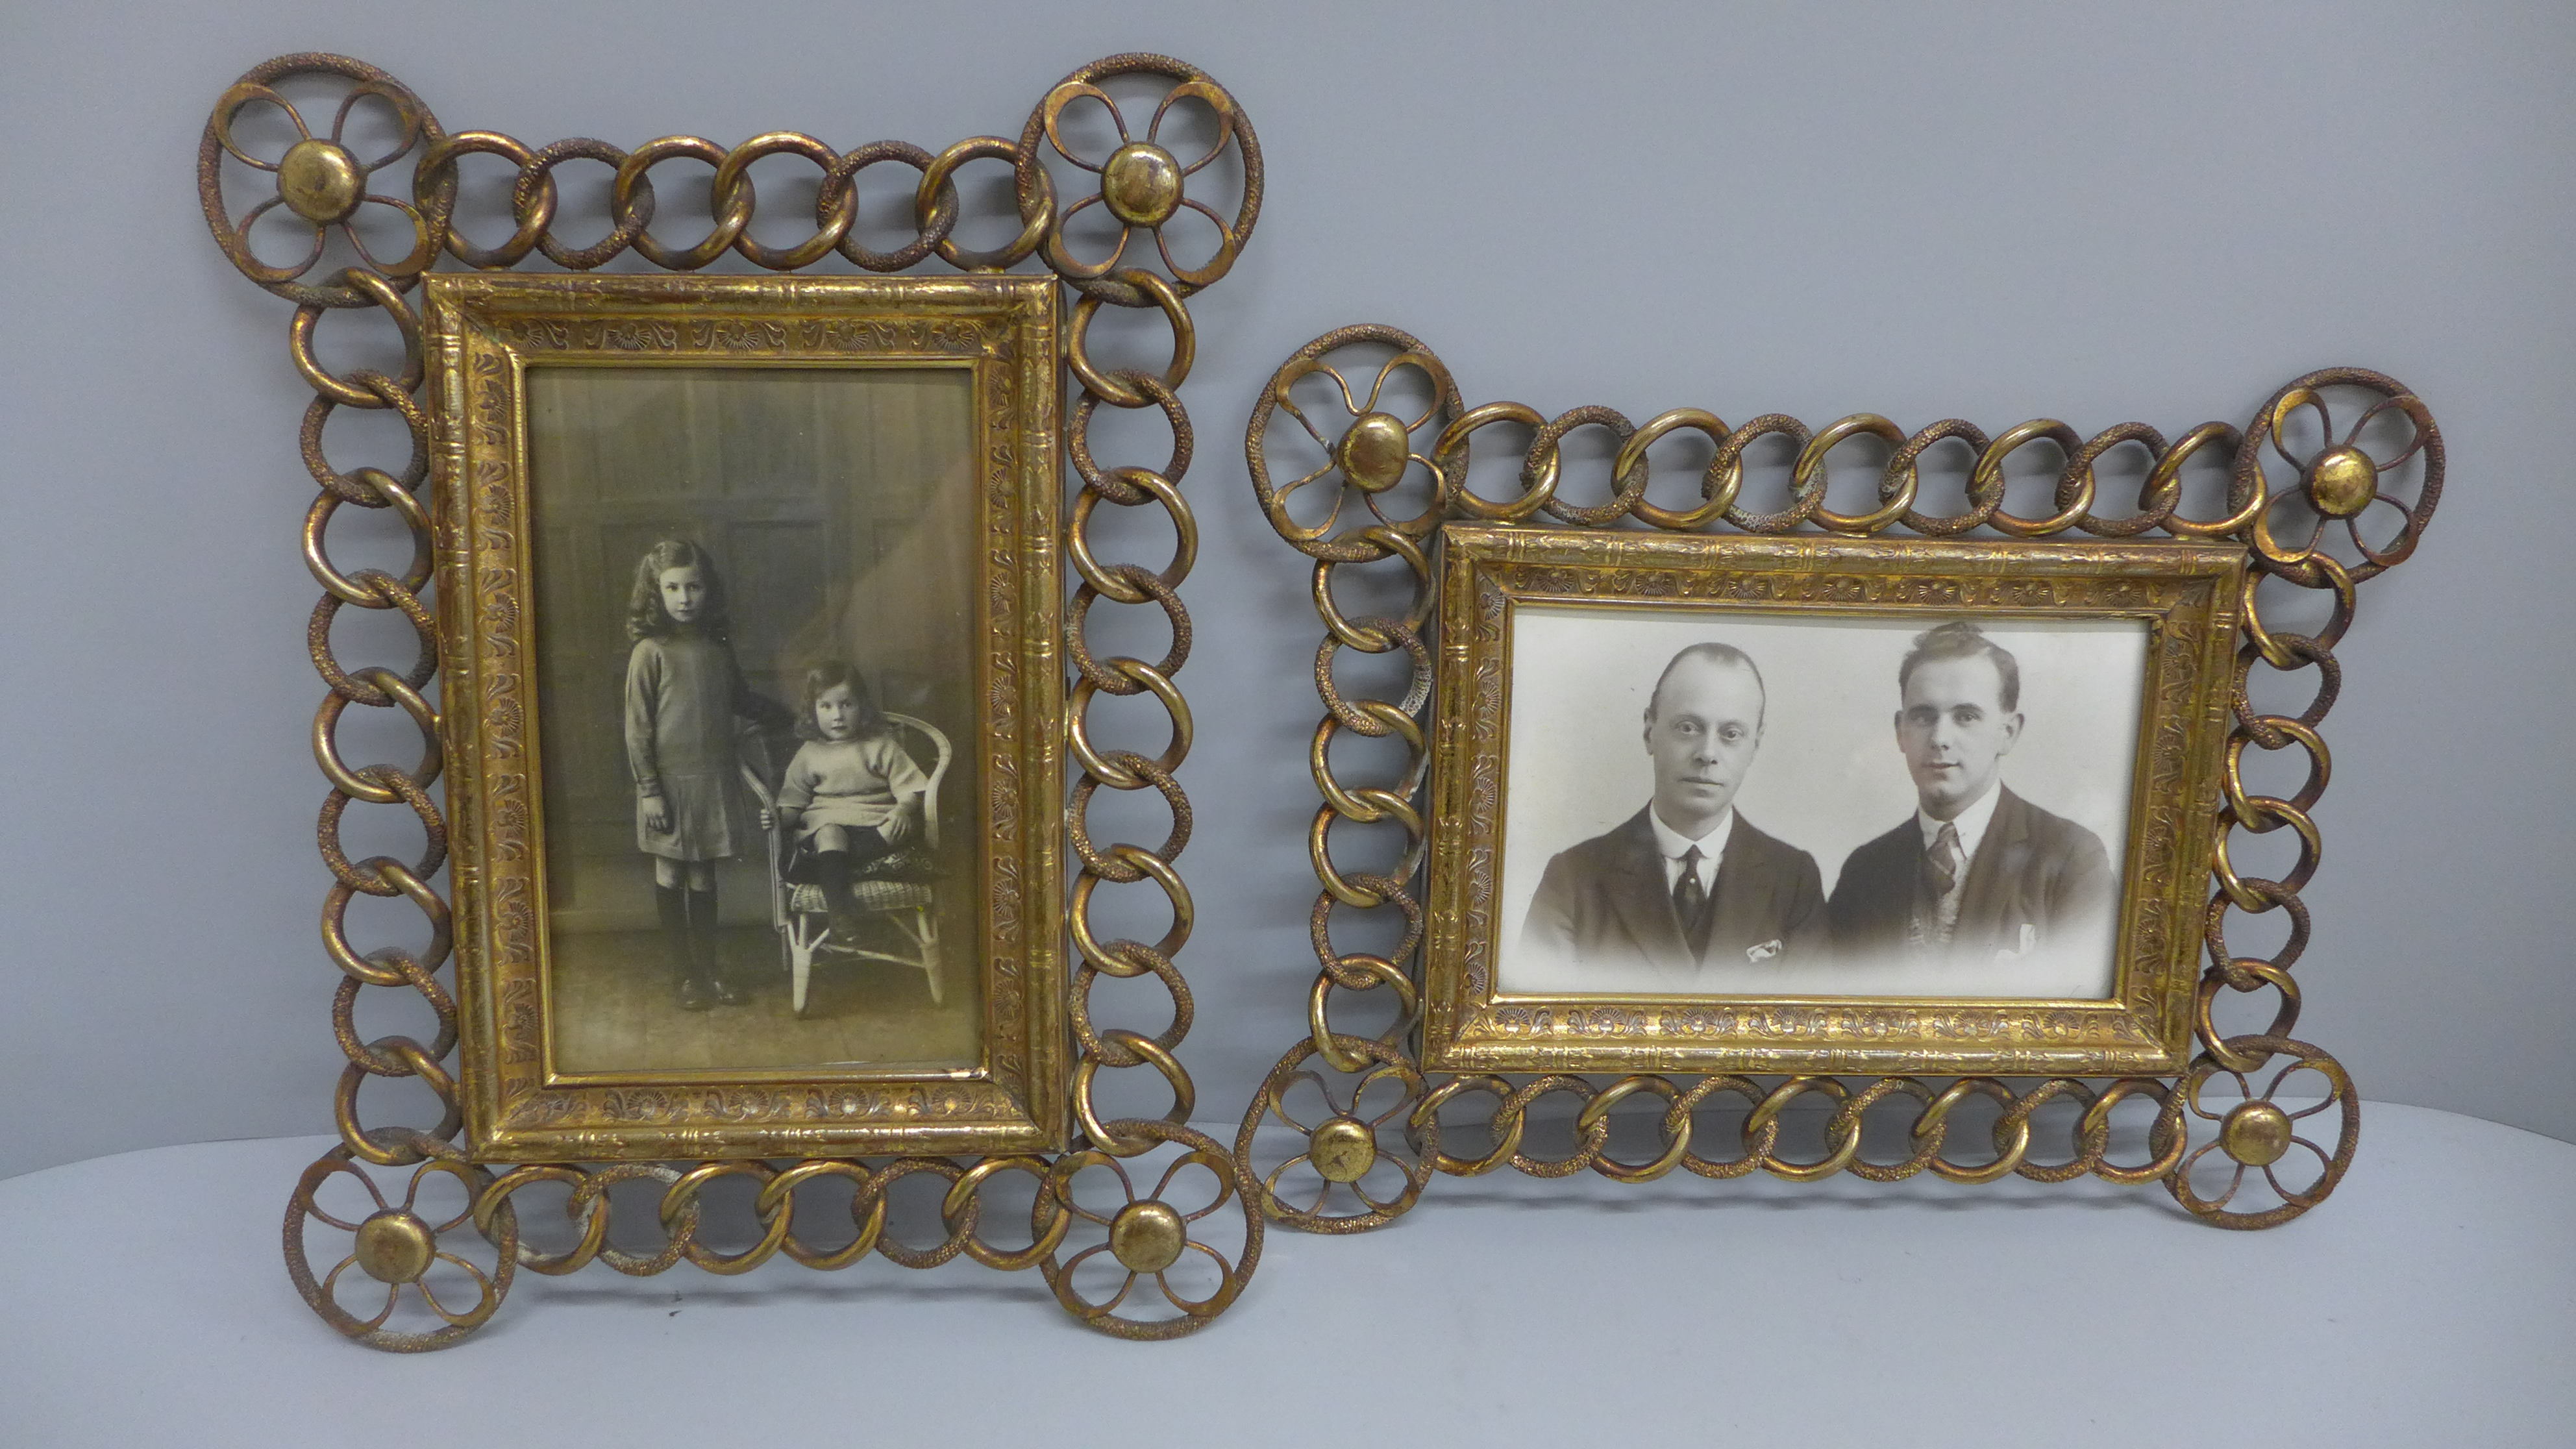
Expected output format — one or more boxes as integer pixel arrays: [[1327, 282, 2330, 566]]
[[430, 273, 1067, 1162], [1238, 328, 2438, 1236], [1420, 528, 2246, 1080], [200, 50, 1267, 1348]]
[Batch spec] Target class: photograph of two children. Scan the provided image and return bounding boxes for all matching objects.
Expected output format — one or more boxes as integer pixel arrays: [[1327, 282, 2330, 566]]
[[524, 362, 982, 1077]]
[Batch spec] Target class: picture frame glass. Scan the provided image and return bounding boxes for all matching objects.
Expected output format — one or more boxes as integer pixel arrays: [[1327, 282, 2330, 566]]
[[1498, 606, 2148, 1001], [526, 361, 984, 1074]]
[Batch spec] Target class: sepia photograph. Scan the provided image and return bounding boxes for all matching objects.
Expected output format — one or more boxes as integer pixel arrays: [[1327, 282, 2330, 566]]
[[1498, 608, 2142, 1000], [526, 361, 982, 1076]]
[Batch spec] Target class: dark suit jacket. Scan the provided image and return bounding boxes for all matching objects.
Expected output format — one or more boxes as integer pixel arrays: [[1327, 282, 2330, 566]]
[[1519, 808, 1827, 982], [1826, 785, 2114, 963]]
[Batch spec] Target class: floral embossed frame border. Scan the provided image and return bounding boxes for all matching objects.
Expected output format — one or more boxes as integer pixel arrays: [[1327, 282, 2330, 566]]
[[430, 273, 1066, 1161], [1421, 526, 2246, 1079]]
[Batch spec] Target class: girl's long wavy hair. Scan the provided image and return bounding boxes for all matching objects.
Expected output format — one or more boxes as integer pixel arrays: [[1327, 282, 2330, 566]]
[[796, 660, 889, 742], [626, 538, 733, 642]]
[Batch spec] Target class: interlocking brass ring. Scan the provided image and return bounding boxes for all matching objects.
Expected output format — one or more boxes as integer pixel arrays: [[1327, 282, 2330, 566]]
[[1804, 414, 1913, 534], [1067, 269, 1194, 406], [821, 140, 955, 272], [919, 136, 1053, 271], [1620, 408, 1740, 530]]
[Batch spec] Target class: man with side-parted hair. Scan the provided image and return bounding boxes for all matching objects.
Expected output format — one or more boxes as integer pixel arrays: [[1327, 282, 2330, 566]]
[[1518, 642, 1827, 987], [1827, 621, 2114, 966]]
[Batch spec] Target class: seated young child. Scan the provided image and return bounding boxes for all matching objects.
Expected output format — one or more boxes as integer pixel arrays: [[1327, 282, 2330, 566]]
[[769, 661, 929, 937]]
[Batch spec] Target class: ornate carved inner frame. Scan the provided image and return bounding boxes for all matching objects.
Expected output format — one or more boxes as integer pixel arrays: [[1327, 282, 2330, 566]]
[[1422, 528, 2244, 1080], [1239, 329, 2437, 1236], [432, 275, 1065, 1160], [201, 51, 1265, 1348]]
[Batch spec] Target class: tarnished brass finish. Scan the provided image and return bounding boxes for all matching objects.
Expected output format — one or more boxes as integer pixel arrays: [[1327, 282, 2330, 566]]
[[1109, 1200, 1187, 1272], [1309, 1117, 1378, 1183], [1239, 327, 2434, 1237], [1102, 142, 1183, 227], [2222, 1101, 2296, 1166], [278, 138, 365, 223], [353, 1210, 436, 1283], [206, 50, 1265, 1348]]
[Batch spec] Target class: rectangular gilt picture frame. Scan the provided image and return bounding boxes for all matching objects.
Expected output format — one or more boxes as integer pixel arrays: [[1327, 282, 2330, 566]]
[[1422, 526, 2246, 1079], [429, 273, 1065, 1161]]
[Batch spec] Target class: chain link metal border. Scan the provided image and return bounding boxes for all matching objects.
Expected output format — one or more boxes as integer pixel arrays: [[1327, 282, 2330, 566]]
[[203, 51, 1262, 1348], [1238, 324, 2434, 1235]]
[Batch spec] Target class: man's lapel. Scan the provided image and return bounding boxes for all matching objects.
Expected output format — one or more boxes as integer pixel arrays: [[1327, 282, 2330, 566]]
[[1954, 786, 2032, 951], [1707, 819, 1772, 960], [1600, 809, 1693, 977]]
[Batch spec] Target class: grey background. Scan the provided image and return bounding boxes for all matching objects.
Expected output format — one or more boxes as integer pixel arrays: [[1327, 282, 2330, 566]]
[[3, 0, 2569, 1178]]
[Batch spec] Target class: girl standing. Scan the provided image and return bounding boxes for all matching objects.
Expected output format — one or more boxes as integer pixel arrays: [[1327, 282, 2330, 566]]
[[624, 538, 782, 1010]]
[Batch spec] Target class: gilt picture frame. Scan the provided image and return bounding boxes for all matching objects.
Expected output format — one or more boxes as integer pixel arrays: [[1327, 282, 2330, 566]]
[[428, 273, 1067, 1161], [1421, 526, 2246, 1079]]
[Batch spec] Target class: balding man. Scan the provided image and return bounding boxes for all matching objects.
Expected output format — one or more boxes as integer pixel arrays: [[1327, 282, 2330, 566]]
[[1517, 643, 1827, 986]]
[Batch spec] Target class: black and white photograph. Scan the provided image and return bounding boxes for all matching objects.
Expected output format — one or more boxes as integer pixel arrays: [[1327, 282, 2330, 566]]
[[1497, 606, 2144, 1001], [525, 362, 984, 1075]]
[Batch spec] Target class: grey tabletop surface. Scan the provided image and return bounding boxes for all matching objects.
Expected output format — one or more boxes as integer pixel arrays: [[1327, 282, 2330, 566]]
[[3, 1102, 2570, 1448]]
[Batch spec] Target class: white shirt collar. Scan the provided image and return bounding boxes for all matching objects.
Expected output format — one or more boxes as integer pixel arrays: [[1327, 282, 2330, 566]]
[[1917, 782, 2004, 863], [1648, 805, 1735, 889]]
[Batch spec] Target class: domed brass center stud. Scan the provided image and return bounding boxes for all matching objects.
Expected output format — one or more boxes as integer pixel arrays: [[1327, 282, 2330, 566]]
[[2305, 444, 2379, 519], [1310, 1115, 1379, 1183], [1101, 142, 1183, 228], [1108, 1199, 1186, 1275], [2220, 1101, 2295, 1167], [1337, 412, 1414, 494], [353, 1209, 437, 1283], [278, 138, 367, 225]]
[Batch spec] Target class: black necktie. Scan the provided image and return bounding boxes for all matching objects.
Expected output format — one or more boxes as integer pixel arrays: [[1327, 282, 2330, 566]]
[[1674, 845, 1712, 961]]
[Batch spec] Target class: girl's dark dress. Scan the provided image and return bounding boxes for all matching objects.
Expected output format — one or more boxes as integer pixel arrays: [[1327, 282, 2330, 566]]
[[623, 632, 759, 861]]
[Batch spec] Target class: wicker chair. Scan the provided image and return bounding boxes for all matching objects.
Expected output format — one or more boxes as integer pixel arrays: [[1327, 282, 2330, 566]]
[[739, 713, 950, 1017]]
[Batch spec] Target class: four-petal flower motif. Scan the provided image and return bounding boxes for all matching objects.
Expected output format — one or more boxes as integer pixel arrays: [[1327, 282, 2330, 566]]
[[1252, 337, 1465, 559], [286, 1149, 510, 1348], [2170, 1041, 2358, 1228], [2246, 370, 2443, 586], [1028, 61, 1259, 305], [1043, 1126, 1252, 1338], [202, 62, 447, 306], [1246, 1039, 1433, 1228]]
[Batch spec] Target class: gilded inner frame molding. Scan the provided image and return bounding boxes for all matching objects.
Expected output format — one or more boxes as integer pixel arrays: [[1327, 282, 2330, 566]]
[[430, 273, 1068, 1161], [1421, 528, 2245, 1079]]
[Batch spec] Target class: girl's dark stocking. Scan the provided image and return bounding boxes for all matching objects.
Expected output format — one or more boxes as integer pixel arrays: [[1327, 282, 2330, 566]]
[[658, 883, 708, 1011], [688, 884, 744, 1006], [813, 848, 861, 939]]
